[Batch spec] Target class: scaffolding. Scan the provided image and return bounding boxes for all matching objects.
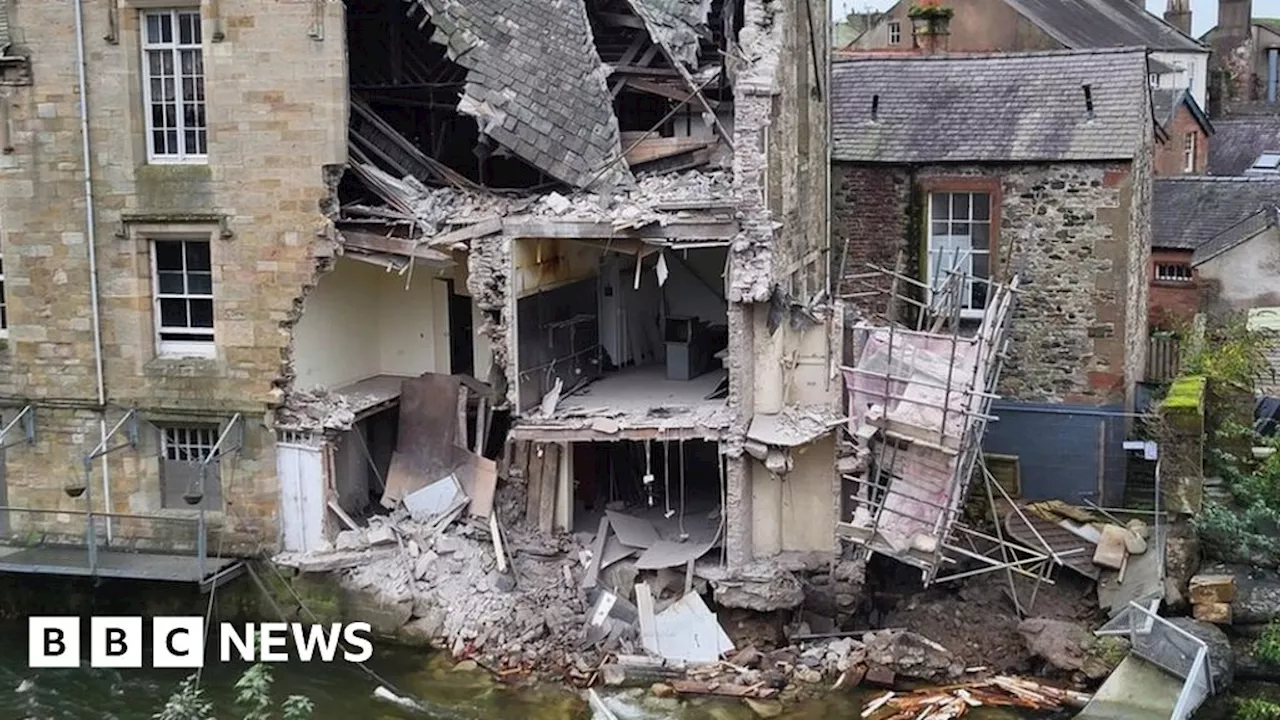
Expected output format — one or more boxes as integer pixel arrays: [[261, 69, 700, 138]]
[[837, 261, 1071, 612]]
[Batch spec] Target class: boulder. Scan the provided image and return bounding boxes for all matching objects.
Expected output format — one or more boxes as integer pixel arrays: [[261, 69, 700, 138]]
[[1167, 617, 1235, 693], [863, 630, 962, 683], [1018, 618, 1127, 680]]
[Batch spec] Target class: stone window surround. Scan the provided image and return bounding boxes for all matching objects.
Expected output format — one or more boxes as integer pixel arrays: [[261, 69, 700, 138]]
[[145, 410, 232, 520], [138, 5, 208, 164], [917, 175, 1003, 319], [888, 21, 901, 45], [1182, 131, 1196, 173], [125, 221, 223, 362]]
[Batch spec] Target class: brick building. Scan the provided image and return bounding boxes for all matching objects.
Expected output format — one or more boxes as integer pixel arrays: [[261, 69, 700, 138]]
[[1151, 177, 1280, 327], [0, 0, 833, 588], [1151, 89, 1214, 176]]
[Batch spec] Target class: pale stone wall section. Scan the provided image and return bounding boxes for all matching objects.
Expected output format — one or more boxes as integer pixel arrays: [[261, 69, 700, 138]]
[[0, 0, 347, 551]]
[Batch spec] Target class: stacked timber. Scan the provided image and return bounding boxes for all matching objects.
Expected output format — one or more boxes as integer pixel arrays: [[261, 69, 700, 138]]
[[861, 676, 1090, 720]]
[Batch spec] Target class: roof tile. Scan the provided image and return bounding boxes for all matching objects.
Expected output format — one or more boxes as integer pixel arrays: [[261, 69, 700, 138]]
[[832, 48, 1151, 164]]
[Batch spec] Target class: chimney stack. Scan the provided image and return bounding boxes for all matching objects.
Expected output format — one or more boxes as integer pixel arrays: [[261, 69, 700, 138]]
[[1218, 0, 1253, 42], [1165, 0, 1191, 36], [909, 1, 953, 54]]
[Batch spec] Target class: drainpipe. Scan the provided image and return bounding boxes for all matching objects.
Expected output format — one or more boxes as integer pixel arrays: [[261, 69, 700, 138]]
[[73, 0, 112, 540], [1268, 48, 1278, 104]]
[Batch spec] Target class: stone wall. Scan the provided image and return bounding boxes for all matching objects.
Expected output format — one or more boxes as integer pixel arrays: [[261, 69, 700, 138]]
[[0, 0, 347, 551], [831, 160, 1146, 405]]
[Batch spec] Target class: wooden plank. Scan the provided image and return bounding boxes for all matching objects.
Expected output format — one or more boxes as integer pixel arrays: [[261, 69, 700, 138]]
[[327, 500, 360, 531], [339, 229, 453, 264], [598, 11, 646, 28], [624, 137, 715, 166], [538, 444, 560, 534], [635, 582, 659, 655], [623, 77, 720, 108], [583, 515, 611, 590]]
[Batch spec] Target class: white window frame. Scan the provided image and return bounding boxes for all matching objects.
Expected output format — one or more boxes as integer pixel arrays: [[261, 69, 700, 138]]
[[1183, 132, 1197, 173], [926, 191, 992, 320], [140, 8, 207, 164], [888, 21, 901, 45], [1155, 262, 1193, 283], [152, 237, 215, 358], [1149, 73, 1161, 88]]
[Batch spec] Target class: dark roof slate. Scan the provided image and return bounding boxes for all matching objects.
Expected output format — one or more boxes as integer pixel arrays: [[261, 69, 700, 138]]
[[1005, 0, 1206, 52], [1192, 206, 1280, 265], [625, 0, 711, 69], [406, 0, 631, 191], [1153, 177, 1280, 250], [1207, 116, 1280, 176], [831, 49, 1150, 164]]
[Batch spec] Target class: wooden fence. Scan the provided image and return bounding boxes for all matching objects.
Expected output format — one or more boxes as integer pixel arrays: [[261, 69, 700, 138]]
[[1147, 335, 1181, 383]]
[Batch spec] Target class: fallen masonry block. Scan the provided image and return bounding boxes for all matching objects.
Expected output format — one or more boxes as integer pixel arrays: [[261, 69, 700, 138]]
[[1189, 574, 1237, 605], [1192, 601, 1233, 625]]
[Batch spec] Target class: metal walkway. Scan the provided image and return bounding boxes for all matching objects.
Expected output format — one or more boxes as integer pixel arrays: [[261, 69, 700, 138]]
[[0, 507, 245, 592]]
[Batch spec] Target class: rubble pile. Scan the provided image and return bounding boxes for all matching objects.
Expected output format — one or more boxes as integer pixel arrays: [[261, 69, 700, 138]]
[[344, 163, 736, 239], [339, 497, 599, 674], [275, 387, 357, 431]]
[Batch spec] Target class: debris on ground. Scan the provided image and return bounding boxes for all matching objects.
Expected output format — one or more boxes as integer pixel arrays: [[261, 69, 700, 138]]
[[862, 676, 1091, 720]]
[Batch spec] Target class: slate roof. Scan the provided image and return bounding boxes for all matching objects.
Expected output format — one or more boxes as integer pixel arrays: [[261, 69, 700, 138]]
[[1153, 177, 1280, 250], [1192, 206, 1280, 265], [1207, 116, 1280, 175], [625, 0, 711, 69], [1005, 0, 1206, 52], [831, 48, 1150, 164], [406, 0, 632, 191], [1150, 88, 1212, 135]]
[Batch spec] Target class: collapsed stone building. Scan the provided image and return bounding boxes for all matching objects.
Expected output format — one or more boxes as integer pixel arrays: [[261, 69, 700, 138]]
[[0, 0, 835, 603]]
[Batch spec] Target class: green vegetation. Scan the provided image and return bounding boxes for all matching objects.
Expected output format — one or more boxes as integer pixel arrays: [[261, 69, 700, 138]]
[[1176, 313, 1280, 567], [1237, 697, 1280, 720], [154, 664, 314, 720], [1256, 621, 1280, 667]]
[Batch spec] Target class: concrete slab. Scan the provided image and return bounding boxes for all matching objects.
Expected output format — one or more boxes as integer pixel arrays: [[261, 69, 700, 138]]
[[1098, 526, 1166, 617], [1074, 655, 1183, 720]]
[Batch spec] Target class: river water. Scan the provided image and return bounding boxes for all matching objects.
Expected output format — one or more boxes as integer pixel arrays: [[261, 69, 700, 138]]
[[0, 620, 1062, 720]]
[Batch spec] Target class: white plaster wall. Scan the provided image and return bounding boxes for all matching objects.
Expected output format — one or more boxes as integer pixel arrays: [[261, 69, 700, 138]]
[[1152, 51, 1210, 109], [749, 434, 839, 556], [1197, 228, 1280, 310], [292, 257, 452, 389]]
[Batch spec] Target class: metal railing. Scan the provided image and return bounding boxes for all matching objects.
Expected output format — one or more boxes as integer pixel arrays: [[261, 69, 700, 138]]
[[0, 506, 214, 579], [1096, 600, 1213, 720]]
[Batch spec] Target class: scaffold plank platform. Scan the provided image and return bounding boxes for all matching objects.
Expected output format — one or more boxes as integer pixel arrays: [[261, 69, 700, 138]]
[[0, 545, 244, 590]]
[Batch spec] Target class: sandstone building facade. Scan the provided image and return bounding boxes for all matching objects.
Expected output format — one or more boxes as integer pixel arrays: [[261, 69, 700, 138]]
[[0, 0, 833, 581]]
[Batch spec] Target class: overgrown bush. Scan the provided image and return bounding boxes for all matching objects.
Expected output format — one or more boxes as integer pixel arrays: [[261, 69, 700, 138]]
[[154, 664, 314, 720], [1256, 621, 1280, 667]]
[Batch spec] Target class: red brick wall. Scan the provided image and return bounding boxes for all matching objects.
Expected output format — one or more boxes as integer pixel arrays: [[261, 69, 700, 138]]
[[1153, 105, 1209, 176], [1149, 248, 1199, 330], [831, 164, 912, 315]]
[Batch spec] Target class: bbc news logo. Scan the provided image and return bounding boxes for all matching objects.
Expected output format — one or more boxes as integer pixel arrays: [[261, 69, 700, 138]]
[[29, 617, 374, 668]]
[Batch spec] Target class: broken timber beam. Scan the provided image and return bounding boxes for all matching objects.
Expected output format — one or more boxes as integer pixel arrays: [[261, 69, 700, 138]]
[[623, 137, 715, 166], [623, 77, 720, 109], [339, 229, 454, 265], [504, 219, 737, 241]]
